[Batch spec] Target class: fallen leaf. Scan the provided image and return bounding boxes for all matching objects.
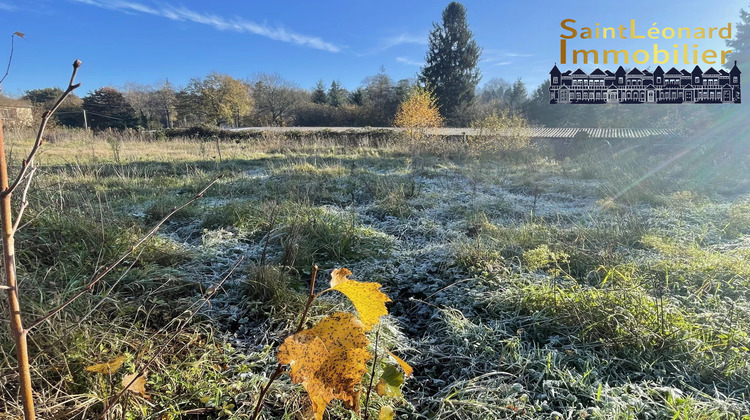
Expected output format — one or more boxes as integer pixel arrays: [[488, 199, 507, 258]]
[[327, 269, 390, 331], [85, 355, 127, 375], [122, 372, 148, 398], [278, 312, 371, 420], [379, 405, 395, 420], [376, 365, 404, 398]]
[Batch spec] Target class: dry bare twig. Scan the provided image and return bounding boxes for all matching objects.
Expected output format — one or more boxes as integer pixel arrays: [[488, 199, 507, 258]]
[[1, 58, 82, 420]]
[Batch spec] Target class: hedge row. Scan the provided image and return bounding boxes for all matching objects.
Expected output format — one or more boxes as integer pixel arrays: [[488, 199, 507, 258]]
[[163, 126, 401, 146]]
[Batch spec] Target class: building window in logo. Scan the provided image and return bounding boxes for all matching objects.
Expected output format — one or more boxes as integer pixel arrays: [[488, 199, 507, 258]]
[[549, 62, 741, 104]]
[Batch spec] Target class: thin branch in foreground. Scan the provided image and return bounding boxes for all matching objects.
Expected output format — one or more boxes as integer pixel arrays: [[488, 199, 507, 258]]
[[25, 175, 222, 333], [98, 256, 244, 419], [12, 165, 37, 233], [251, 265, 319, 420], [1, 59, 81, 198], [363, 325, 381, 420], [2, 56, 81, 420], [0, 32, 22, 87], [296, 265, 319, 333]]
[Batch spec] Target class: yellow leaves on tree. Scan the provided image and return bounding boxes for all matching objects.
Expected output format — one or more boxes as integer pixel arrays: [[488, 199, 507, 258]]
[[326, 268, 390, 331], [277, 312, 372, 420], [85, 355, 127, 374], [394, 86, 443, 134]]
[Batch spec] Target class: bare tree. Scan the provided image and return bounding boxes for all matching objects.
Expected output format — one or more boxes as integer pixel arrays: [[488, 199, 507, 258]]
[[157, 78, 176, 128], [250, 73, 307, 126], [121, 81, 154, 126]]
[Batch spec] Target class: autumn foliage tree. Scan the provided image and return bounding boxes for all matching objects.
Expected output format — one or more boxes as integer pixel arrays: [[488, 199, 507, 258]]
[[394, 86, 443, 129], [394, 86, 443, 140], [185, 72, 252, 126]]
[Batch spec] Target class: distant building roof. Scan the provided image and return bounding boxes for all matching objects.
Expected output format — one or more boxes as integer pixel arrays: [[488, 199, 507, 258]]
[[572, 68, 587, 75], [704, 67, 720, 75], [666, 67, 682, 75], [590, 68, 606, 76], [627, 68, 644, 75]]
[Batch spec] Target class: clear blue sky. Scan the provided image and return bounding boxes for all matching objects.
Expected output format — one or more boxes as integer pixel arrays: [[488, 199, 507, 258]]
[[0, 0, 744, 97]]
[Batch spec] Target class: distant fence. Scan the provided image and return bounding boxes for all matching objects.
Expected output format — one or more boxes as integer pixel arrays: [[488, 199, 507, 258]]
[[165, 126, 676, 141], [230, 126, 676, 138]]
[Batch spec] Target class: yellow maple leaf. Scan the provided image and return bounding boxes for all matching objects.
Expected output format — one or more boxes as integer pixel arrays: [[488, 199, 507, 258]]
[[278, 335, 329, 385], [327, 268, 391, 331], [122, 372, 148, 398], [387, 350, 413, 377], [277, 312, 371, 420], [85, 355, 127, 375]]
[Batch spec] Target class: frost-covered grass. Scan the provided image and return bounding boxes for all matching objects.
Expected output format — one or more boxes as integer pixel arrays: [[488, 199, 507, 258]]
[[1, 130, 750, 419]]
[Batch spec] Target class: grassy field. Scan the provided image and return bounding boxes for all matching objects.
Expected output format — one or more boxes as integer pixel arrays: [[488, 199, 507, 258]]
[[1, 128, 750, 419]]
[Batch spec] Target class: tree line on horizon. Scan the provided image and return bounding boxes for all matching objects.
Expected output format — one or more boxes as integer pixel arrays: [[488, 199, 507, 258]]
[[16, 71, 541, 131], [13, 1, 750, 132]]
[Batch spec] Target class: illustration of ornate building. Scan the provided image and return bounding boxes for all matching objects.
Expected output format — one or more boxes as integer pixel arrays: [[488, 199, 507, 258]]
[[549, 62, 741, 104]]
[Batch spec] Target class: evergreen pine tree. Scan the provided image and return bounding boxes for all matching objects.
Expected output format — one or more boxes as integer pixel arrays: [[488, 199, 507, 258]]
[[327, 81, 347, 107], [420, 1, 481, 126], [726, 6, 750, 70], [505, 78, 528, 113], [349, 88, 365, 106], [311, 80, 328, 105]]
